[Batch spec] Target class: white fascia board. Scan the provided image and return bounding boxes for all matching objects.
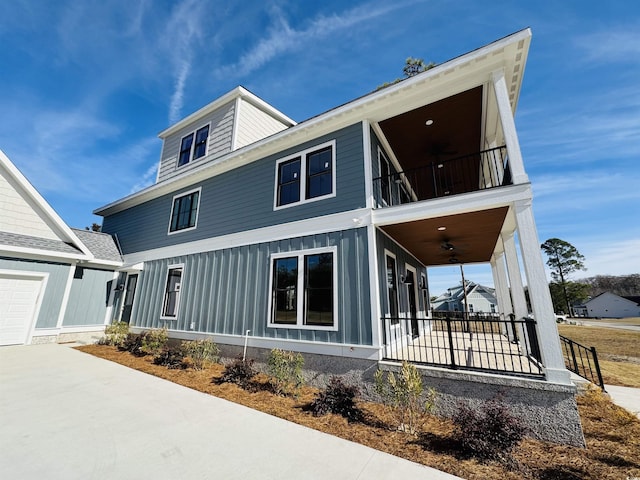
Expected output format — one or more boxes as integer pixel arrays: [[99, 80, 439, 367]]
[[122, 208, 371, 265], [0, 245, 91, 263], [96, 30, 531, 217], [372, 183, 532, 227], [0, 150, 94, 258]]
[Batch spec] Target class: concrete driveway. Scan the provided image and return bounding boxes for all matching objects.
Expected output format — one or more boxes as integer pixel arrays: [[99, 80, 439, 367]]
[[0, 344, 460, 480]]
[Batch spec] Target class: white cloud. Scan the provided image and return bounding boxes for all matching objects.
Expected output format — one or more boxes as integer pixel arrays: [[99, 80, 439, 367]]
[[574, 29, 640, 63], [215, 1, 418, 79]]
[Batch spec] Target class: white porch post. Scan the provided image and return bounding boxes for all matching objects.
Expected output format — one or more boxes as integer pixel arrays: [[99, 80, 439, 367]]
[[502, 233, 529, 321], [491, 252, 512, 318], [492, 71, 529, 184], [514, 199, 570, 384]]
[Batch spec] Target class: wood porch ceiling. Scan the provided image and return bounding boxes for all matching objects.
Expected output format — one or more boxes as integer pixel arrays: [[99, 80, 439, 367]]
[[380, 206, 509, 266], [378, 86, 483, 172]]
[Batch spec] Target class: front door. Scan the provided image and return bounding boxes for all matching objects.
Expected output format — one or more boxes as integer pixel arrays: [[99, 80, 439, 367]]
[[121, 274, 138, 324], [405, 269, 419, 337]]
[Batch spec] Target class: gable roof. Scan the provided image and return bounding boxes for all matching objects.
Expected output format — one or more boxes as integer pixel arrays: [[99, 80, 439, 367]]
[[622, 296, 640, 305], [95, 28, 531, 217], [0, 149, 93, 260]]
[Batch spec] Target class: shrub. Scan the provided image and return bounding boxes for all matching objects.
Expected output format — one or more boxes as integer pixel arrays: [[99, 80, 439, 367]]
[[120, 332, 144, 355], [309, 376, 363, 421], [100, 321, 129, 347], [181, 339, 220, 370], [218, 357, 257, 389], [267, 349, 304, 397], [153, 346, 186, 369], [374, 361, 436, 435], [452, 397, 527, 462], [140, 328, 168, 356]]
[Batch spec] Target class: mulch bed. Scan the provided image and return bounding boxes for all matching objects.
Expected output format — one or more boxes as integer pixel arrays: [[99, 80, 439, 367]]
[[76, 344, 640, 480]]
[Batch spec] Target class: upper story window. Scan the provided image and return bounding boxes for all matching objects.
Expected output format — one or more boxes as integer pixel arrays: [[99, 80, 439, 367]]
[[168, 187, 201, 234], [178, 124, 210, 167], [268, 247, 338, 330], [274, 140, 336, 209]]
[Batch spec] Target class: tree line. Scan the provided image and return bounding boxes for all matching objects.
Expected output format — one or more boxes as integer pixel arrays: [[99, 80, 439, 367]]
[[540, 238, 639, 314]]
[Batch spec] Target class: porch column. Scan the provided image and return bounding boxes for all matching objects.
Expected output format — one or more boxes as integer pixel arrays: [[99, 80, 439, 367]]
[[492, 70, 529, 184], [502, 233, 529, 321], [514, 199, 570, 384], [490, 252, 512, 318]]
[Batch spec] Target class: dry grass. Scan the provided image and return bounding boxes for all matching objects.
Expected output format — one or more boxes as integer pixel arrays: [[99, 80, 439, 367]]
[[76, 345, 640, 480], [558, 324, 640, 387]]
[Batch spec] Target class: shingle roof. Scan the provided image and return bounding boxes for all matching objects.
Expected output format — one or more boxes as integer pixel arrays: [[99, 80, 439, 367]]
[[71, 229, 122, 263], [0, 230, 83, 255]]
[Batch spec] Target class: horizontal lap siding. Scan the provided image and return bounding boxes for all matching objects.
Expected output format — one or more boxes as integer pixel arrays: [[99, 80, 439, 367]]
[[0, 257, 70, 329], [104, 123, 366, 255], [235, 100, 289, 148], [157, 102, 235, 183], [130, 228, 372, 345]]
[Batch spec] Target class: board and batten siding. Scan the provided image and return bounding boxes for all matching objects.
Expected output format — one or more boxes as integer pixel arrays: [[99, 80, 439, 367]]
[[103, 123, 366, 255], [0, 257, 70, 329], [376, 229, 428, 318], [62, 267, 114, 326], [235, 99, 290, 149], [130, 228, 372, 346], [156, 101, 236, 183]]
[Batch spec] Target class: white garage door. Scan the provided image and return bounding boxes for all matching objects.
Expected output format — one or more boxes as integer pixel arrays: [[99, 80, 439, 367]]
[[0, 275, 43, 346]]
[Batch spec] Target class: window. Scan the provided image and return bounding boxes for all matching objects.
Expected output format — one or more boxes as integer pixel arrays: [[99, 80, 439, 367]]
[[269, 248, 337, 330], [385, 252, 399, 325], [162, 265, 183, 319], [274, 141, 335, 209], [178, 124, 210, 167], [169, 188, 201, 233]]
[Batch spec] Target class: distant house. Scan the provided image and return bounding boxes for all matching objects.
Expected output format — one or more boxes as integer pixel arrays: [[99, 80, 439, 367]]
[[574, 292, 640, 318], [0, 150, 122, 345], [431, 281, 497, 314]]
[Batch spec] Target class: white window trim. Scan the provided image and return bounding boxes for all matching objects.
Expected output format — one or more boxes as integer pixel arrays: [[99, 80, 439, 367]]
[[160, 263, 184, 320], [267, 246, 338, 331], [273, 140, 337, 210], [177, 123, 211, 169], [167, 187, 202, 235]]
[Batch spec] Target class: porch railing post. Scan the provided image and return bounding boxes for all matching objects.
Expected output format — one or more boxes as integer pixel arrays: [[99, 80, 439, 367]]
[[446, 317, 457, 369], [591, 346, 606, 391]]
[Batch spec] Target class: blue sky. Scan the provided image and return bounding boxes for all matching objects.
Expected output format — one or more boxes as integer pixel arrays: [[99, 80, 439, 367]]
[[1, 0, 639, 295]]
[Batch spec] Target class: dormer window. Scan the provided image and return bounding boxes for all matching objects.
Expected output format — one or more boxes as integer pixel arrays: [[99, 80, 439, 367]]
[[178, 125, 210, 167]]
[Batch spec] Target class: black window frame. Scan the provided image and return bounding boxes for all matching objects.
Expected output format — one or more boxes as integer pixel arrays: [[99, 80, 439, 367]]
[[177, 124, 210, 167], [169, 188, 200, 233]]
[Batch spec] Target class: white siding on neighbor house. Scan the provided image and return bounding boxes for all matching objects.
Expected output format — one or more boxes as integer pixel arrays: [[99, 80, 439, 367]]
[[235, 99, 290, 149], [466, 290, 496, 313], [0, 171, 58, 240], [157, 101, 236, 183], [584, 292, 640, 318]]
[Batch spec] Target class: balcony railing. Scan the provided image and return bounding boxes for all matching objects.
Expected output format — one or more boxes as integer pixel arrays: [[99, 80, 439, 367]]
[[559, 335, 605, 390], [381, 312, 544, 378], [373, 146, 510, 208]]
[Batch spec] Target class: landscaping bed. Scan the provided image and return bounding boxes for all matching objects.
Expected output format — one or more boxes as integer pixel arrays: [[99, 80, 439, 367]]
[[76, 343, 640, 480]]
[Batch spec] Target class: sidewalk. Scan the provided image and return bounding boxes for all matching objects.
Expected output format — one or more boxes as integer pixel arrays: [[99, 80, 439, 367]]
[[606, 384, 640, 418], [0, 344, 461, 480]]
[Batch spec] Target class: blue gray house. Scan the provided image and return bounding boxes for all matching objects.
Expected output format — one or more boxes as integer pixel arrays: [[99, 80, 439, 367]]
[[95, 30, 584, 445]]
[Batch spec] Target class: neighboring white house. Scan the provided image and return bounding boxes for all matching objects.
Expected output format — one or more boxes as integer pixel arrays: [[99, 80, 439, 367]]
[[574, 292, 640, 318], [431, 281, 497, 314]]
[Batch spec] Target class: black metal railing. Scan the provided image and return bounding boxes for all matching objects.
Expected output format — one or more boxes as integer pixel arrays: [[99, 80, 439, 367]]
[[381, 312, 544, 378], [373, 146, 510, 208], [559, 335, 605, 390]]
